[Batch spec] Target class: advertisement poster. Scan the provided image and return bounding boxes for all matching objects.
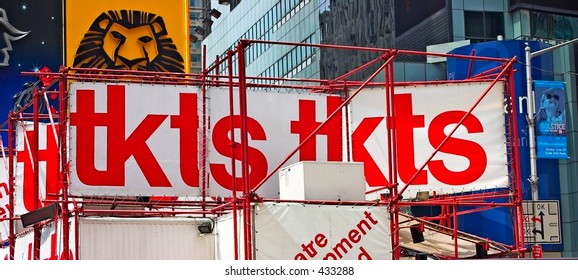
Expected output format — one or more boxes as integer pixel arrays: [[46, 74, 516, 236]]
[[65, 0, 190, 73], [534, 80, 567, 159]]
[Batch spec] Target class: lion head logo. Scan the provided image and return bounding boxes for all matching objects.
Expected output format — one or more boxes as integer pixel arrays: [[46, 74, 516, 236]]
[[73, 10, 185, 72]]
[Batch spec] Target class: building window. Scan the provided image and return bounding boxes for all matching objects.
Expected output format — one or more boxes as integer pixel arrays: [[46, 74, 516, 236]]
[[190, 12, 200, 20], [190, 41, 202, 50], [530, 11, 578, 41], [191, 54, 202, 63], [465, 11, 504, 43], [395, 0, 445, 36]]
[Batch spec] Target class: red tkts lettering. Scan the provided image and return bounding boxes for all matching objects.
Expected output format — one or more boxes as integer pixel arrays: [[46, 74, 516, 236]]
[[353, 93, 487, 186], [16, 124, 60, 211], [70, 85, 199, 187], [210, 115, 268, 191], [290, 97, 342, 161]]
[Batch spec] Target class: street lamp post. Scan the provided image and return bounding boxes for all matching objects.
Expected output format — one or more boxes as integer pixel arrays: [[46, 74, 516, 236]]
[[525, 37, 578, 201], [524, 43, 539, 202], [524, 37, 578, 252]]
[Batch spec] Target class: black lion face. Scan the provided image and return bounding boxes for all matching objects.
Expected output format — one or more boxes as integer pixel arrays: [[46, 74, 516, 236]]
[[73, 10, 185, 73]]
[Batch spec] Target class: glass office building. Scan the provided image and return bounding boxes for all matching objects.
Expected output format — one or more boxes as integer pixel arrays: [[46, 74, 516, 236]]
[[201, 0, 578, 257]]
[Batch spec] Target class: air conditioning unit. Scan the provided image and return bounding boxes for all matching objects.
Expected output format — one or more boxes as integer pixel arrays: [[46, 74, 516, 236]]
[[278, 161, 365, 201]]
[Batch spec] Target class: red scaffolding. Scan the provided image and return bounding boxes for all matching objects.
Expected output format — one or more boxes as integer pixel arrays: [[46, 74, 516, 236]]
[[0, 40, 526, 260]]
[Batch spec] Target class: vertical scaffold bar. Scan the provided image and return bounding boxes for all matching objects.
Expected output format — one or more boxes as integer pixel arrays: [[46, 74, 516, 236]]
[[227, 49, 240, 260], [507, 63, 526, 257], [59, 70, 70, 259], [8, 112, 15, 260], [33, 87, 40, 260], [201, 44, 208, 213], [237, 39, 252, 260]]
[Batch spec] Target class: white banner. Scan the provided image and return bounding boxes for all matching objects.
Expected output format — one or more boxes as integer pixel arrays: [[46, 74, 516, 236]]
[[207, 88, 342, 198], [68, 82, 508, 200], [215, 209, 246, 260], [78, 217, 213, 260], [68, 83, 342, 198], [15, 122, 60, 214], [2, 217, 75, 260], [0, 153, 9, 241], [350, 82, 509, 198], [253, 202, 391, 260], [69, 83, 203, 196]]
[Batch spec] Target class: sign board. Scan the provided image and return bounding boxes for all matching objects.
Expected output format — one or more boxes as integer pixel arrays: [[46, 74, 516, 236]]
[[350, 82, 509, 199], [65, 0, 190, 73], [69, 81, 508, 199], [523, 200, 561, 244], [534, 80, 567, 159], [253, 203, 391, 260], [15, 122, 61, 214], [68, 83, 340, 197], [69, 83, 204, 196]]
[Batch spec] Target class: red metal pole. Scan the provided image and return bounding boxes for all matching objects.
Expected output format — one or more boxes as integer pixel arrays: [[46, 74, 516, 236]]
[[388, 63, 397, 189], [201, 44, 208, 213], [74, 202, 80, 260], [78, 209, 229, 215], [59, 70, 70, 259], [227, 49, 240, 260], [467, 49, 476, 79], [400, 200, 517, 208], [205, 49, 237, 76], [204, 201, 234, 213], [330, 55, 387, 84], [470, 64, 508, 79], [507, 63, 526, 257], [453, 205, 458, 258], [237, 40, 252, 260], [214, 55, 220, 80], [385, 60, 393, 189], [8, 112, 15, 260], [384, 58, 401, 260], [389, 207, 399, 259], [248, 39, 510, 63], [388, 59, 402, 260], [32, 87, 41, 260]]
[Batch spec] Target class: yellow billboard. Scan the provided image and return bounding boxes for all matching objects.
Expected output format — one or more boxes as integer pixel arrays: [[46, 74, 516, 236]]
[[66, 0, 190, 73]]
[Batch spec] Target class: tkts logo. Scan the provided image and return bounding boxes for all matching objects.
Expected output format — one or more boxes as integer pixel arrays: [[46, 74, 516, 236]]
[[350, 83, 509, 198], [69, 84, 199, 196], [68, 82, 509, 199], [68, 83, 342, 198]]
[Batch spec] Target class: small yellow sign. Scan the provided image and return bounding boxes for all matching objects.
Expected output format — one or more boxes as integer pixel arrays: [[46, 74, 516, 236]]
[[65, 0, 190, 73]]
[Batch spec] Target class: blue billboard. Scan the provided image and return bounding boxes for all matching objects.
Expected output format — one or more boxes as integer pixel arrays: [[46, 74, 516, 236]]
[[447, 40, 562, 251]]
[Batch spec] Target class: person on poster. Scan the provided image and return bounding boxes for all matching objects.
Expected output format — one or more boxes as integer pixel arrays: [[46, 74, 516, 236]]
[[536, 87, 565, 136]]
